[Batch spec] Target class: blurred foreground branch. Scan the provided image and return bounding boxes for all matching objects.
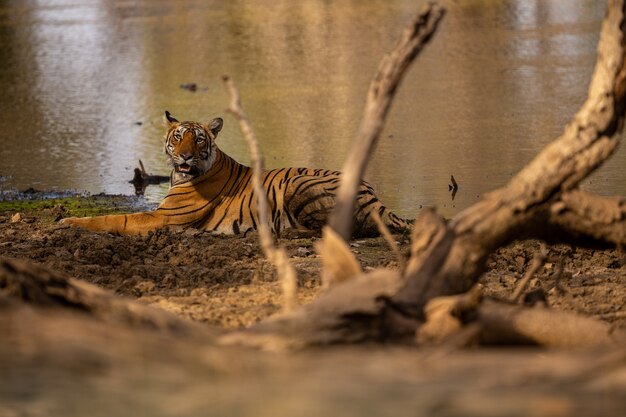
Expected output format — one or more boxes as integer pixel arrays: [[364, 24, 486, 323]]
[[327, 3, 445, 241], [223, 75, 298, 313]]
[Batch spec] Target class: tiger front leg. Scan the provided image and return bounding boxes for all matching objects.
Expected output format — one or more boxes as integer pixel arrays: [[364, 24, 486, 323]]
[[60, 211, 166, 236]]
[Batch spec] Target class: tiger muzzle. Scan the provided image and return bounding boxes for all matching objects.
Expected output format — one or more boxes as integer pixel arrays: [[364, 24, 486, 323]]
[[176, 154, 195, 173]]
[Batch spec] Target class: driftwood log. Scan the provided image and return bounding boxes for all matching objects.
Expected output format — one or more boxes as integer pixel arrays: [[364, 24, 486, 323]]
[[222, 75, 299, 313], [0, 257, 213, 340], [221, 0, 626, 349], [392, 0, 626, 317]]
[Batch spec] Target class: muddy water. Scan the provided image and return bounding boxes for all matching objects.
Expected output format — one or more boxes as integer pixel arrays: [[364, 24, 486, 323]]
[[0, 0, 621, 218]]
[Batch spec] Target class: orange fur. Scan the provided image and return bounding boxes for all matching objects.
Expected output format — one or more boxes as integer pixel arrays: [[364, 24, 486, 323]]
[[61, 114, 410, 236]]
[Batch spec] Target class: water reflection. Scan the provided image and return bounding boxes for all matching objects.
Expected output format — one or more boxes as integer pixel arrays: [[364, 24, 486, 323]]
[[0, 0, 621, 218]]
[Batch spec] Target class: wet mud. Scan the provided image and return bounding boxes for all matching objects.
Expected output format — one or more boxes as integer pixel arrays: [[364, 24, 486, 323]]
[[0, 201, 624, 330]]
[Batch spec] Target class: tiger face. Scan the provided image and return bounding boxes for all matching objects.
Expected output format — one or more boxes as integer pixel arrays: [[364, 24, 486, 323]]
[[164, 111, 223, 184]]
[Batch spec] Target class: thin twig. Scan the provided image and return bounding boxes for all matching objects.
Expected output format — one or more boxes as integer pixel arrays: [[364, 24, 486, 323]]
[[327, 3, 446, 242], [511, 243, 548, 303], [222, 75, 298, 313], [595, 311, 626, 320], [372, 211, 405, 270], [550, 256, 567, 296]]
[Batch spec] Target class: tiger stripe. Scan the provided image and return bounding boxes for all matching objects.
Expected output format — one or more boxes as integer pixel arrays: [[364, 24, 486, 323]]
[[60, 114, 411, 236]]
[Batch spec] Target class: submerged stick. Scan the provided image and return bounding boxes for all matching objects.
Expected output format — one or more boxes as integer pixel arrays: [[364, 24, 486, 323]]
[[327, 3, 445, 242], [223, 75, 298, 313]]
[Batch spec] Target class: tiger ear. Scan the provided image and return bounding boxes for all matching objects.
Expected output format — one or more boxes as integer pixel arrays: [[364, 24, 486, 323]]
[[164, 111, 179, 126], [208, 117, 223, 138]]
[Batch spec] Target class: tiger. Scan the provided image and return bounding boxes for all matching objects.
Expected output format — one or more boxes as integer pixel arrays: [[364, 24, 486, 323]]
[[61, 111, 411, 237]]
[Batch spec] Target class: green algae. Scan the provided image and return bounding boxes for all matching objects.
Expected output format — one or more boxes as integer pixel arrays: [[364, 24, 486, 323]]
[[0, 194, 151, 221]]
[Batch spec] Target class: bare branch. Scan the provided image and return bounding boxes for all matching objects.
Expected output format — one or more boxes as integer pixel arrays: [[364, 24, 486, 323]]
[[221, 0, 626, 348], [542, 190, 626, 246], [372, 211, 405, 270], [394, 0, 626, 315], [223, 75, 298, 313], [316, 226, 362, 288], [327, 3, 446, 241], [404, 208, 447, 278], [510, 243, 548, 303]]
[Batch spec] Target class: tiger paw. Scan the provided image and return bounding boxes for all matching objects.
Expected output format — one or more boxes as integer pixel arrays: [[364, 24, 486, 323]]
[[58, 217, 84, 228]]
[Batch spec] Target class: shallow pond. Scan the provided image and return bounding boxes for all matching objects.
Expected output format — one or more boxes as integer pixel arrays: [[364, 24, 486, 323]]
[[0, 0, 622, 218]]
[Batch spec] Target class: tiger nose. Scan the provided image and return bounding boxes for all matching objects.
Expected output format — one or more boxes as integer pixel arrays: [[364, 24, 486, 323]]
[[180, 153, 193, 161]]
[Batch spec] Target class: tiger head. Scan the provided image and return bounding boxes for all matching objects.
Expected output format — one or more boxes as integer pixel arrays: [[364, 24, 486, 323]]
[[164, 111, 223, 184]]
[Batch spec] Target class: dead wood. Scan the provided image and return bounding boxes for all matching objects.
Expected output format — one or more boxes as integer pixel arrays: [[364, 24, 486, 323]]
[[416, 286, 482, 345], [477, 299, 625, 348], [416, 290, 625, 348], [129, 159, 169, 195], [219, 268, 406, 350], [510, 243, 548, 303], [327, 3, 445, 241], [0, 257, 211, 339], [226, 0, 626, 349], [372, 211, 405, 270], [223, 75, 298, 313], [392, 0, 626, 317], [537, 190, 626, 246], [404, 208, 448, 279], [4, 298, 626, 417], [315, 227, 362, 287]]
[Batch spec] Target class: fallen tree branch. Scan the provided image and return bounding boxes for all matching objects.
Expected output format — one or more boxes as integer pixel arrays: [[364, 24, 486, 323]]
[[404, 208, 447, 278], [538, 190, 626, 246], [223, 75, 298, 313], [327, 3, 445, 241], [477, 299, 625, 348], [392, 0, 626, 317], [416, 290, 625, 348], [315, 227, 362, 288], [0, 257, 210, 338], [510, 243, 548, 303], [219, 269, 406, 350], [372, 211, 405, 270], [224, 0, 626, 349]]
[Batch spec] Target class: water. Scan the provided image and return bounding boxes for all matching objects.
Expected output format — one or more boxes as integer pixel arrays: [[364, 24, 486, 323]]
[[0, 0, 622, 218]]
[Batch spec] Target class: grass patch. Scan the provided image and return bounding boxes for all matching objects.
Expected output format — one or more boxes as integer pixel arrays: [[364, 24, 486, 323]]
[[0, 194, 150, 221]]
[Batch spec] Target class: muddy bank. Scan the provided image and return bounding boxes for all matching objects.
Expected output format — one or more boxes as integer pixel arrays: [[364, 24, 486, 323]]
[[0, 195, 624, 329], [1, 195, 625, 416], [0, 196, 407, 327]]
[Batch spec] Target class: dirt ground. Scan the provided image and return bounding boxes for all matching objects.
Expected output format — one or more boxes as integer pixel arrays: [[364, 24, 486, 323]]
[[1, 197, 626, 416], [0, 200, 624, 330]]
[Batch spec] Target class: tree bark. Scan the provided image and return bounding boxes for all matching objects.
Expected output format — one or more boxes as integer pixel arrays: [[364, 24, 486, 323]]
[[223, 75, 298, 313], [392, 0, 626, 317], [0, 257, 212, 339], [220, 0, 626, 349], [327, 3, 445, 241]]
